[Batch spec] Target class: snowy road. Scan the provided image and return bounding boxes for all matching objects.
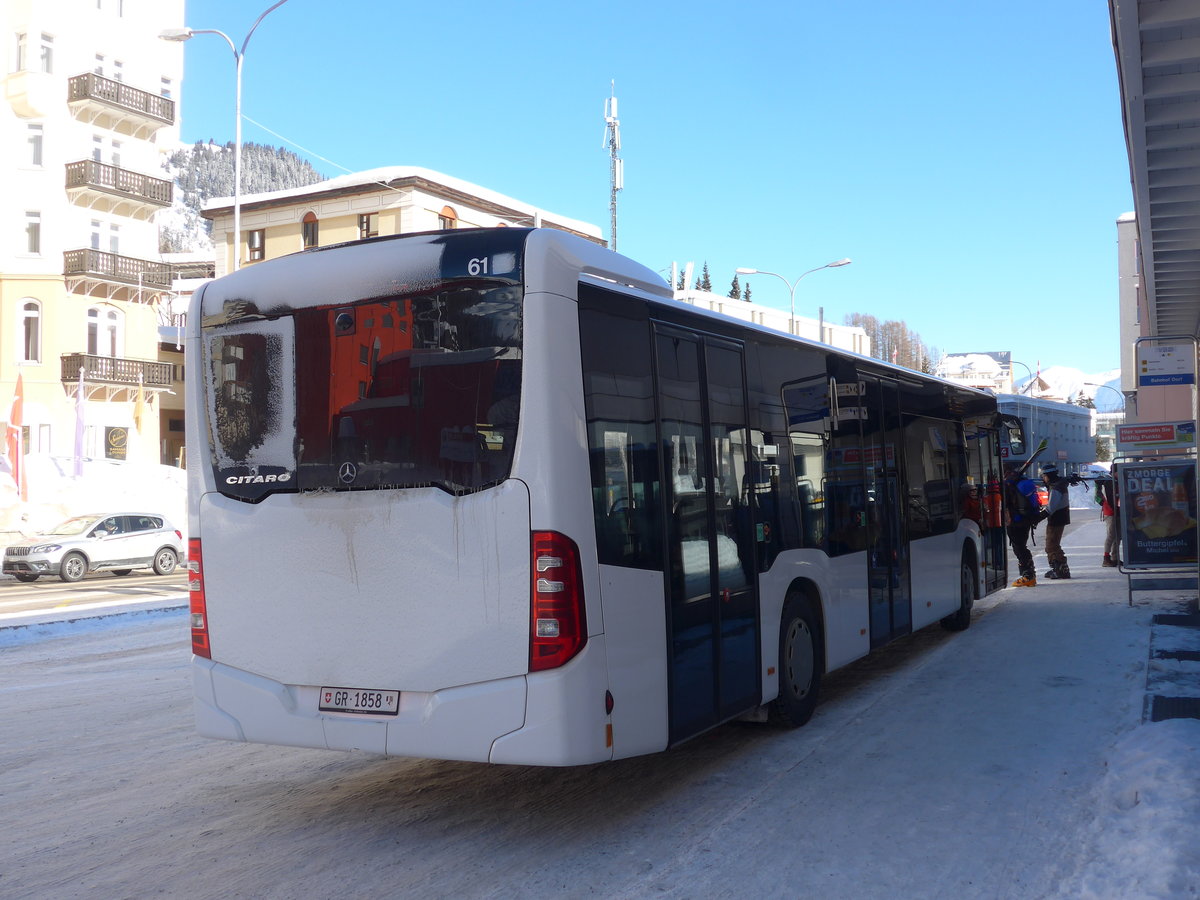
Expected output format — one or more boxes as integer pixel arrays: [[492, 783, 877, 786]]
[[1, 516, 1193, 898]]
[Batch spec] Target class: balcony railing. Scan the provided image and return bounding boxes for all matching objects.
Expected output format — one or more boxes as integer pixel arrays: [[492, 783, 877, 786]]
[[67, 73, 175, 126], [65, 159, 172, 207], [61, 353, 174, 389], [63, 249, 173, 289]]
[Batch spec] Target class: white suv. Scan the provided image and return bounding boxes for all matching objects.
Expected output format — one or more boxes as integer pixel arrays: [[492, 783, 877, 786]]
[[3, 513, 184, 583]]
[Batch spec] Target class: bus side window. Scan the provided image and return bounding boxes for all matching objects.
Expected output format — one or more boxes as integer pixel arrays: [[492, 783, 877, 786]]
[[579, 289, 662, 570], [790, 432, 826, 550]]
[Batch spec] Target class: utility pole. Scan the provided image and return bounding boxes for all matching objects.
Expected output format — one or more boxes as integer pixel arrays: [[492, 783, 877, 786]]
[[604, 82, 623, 251]]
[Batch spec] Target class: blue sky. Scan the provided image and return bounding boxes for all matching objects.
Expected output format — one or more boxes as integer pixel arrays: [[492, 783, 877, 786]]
[[174, 0, 1131, 373]]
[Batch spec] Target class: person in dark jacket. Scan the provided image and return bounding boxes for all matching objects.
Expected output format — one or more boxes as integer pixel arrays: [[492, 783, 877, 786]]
[[1041, 463, 1072, 579], [1003, 460, 1042, 587]]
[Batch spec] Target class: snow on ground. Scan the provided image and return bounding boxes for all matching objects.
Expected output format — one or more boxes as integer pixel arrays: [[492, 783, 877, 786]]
[[2, 471, 1198, 896], [0, 454, 187, 538], [1078, 720, 1200, 898]]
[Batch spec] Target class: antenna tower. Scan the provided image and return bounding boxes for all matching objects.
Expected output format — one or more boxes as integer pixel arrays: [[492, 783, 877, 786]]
[[604, 81, 623, 251]]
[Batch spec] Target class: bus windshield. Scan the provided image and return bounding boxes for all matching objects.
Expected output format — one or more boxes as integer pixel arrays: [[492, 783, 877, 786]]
[[206, 280, 523, 501]]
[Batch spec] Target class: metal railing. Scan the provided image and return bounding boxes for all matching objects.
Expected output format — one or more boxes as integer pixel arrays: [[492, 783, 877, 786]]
[[61, 353, 174, 388], [63, 249, 173, 289], [65, 160, 172, 206], [67, 73, 175, 125]]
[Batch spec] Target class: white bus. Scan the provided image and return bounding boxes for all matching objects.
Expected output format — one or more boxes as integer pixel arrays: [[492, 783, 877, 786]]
[[187, 228, 1024, 766]]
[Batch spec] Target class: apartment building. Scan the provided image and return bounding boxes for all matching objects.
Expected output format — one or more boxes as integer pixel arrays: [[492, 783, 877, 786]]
[[1, 0, 184, 490], [200, 165, 605, 278]]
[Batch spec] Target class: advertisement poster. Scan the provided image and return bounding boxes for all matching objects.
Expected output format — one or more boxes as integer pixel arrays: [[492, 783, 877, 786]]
[[1115, 420, 1197, 451], [1118, 459, 1198, 568], [105, 426, 128, 461]]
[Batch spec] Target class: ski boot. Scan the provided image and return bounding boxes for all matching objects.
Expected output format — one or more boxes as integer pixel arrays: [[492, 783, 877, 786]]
[[1012, 572, 1037, 587]]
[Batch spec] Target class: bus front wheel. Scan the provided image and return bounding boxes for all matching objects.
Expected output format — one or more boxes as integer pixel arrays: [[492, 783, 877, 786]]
[[770, 593, 823, 728]]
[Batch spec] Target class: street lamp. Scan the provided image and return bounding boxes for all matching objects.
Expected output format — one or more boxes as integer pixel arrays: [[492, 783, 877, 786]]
[[160, 0, 292, 272], [1085, 383, 1126, 411], [1011, 359, 1034, 394], [736, 258, 851, 337]]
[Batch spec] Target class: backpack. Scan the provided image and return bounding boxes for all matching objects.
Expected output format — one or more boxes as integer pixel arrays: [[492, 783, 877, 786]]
[[1004, 476, 1046, 523]]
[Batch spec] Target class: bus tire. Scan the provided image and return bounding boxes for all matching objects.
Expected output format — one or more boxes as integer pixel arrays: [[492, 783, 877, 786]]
[[770, 593, 823, 728], [941, 558, 976, 632], [59, 552, 87, 583]]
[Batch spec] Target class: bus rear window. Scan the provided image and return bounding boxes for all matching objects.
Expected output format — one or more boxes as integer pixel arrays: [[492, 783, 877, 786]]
[[204, 281, 522, 501]]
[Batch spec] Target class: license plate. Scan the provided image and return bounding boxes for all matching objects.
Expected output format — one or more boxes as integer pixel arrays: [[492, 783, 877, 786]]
[[319, 687, 400, 716]]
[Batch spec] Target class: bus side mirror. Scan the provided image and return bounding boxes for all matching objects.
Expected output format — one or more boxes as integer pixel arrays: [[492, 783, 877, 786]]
[[999, 414, 1026, 457]]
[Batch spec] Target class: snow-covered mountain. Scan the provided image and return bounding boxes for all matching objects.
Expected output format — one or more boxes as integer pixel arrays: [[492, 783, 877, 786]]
[[1014, 365, 1124, 412]]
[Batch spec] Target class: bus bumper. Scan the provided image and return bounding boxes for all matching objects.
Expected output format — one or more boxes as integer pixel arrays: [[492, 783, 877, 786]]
[[192, 637, 616, 765], [193, 657, 529, 763]]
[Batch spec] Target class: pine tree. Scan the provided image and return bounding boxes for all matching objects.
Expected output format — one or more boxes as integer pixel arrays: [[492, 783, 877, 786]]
[[743, 282, 751, 303], [676, 270, 686, 290], [728, 274, 742, 300], [160, 141, 325, 252], [696, 262, 712, 292]]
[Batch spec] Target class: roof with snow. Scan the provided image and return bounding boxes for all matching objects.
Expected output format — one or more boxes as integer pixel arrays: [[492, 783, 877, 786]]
[[201, 165, 601, 239]]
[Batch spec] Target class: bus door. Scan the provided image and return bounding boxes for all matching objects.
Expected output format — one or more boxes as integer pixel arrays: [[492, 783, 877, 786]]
[[861, 376, 912, 646], [965, 417, 1007, 593], [653, 325, 760, 744]]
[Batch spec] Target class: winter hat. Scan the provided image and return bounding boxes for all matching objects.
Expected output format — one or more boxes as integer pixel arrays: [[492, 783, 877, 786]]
[[1040, 463, 1058, 477]]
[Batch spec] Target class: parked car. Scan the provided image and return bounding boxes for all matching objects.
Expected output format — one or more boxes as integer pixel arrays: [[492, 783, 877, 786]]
[[2, 513, 184, 583]]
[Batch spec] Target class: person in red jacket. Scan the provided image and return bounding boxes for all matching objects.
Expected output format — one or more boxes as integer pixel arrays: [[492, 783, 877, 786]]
[[1095, 475, 1121, 567]]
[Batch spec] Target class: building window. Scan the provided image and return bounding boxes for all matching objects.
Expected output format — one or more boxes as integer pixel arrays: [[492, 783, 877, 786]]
[[94, 53, 104, 76], [160, 77, 172, 99], [27, 124, 43, 167], [39, 34, 52, 74], [247, 229, 265, 261], [301, 212, 318, 250], [358, 213, 379, 240], [110, 140, 121, 168], [25, 211, 41, 254], [20, 300, 41, 363], [87, 307, 122, 357], [108, 223, 120, 253], [439, 206, 457, 230], [112, 59, 123, 82], [14, 33, 26, 72]]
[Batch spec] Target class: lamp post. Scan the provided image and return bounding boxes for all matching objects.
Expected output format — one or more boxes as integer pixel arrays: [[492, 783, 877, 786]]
[[160, 0, 291, 272], [1085, 383, 1125, 461], [736, 258, 851, 337], [1011, 359, 1034, 394], [1085, 382, 1126, 412]]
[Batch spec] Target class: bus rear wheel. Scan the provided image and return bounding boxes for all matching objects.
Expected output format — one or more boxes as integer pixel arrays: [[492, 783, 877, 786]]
[[770, 593, 823, 728]]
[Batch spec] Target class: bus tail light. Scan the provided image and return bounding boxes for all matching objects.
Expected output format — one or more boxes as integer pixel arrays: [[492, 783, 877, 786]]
[[188, 538, 211, 659], [530, 531, 586, 671]]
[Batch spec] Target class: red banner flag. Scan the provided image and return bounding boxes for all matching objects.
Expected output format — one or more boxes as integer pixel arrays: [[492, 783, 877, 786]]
[[6, 374, 26, 501]]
